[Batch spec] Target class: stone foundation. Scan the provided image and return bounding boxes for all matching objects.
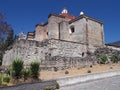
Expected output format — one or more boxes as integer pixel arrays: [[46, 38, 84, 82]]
[[3, 39, 120, 70], [2, 39, 89, 67]]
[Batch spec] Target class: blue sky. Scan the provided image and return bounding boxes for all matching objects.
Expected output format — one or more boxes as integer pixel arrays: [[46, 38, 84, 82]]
[[0, 0, 120, 43]]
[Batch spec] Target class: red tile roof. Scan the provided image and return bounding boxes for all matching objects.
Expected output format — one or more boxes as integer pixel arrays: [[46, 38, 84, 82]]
[[59, 13, 75, 20]]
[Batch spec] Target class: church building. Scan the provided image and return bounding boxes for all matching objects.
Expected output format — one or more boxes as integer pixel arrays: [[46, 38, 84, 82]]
[[3, 8, 105, 66]]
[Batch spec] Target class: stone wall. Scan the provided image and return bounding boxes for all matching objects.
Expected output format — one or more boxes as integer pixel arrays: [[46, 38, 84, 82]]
[[3, 39, 120, 69], [49, 39, 87, 57], [92, 47, 120, 64], [35, 25, 48, 41], [2, 40, 49, 66], [40, 55, 95, 70], [59, 18, 87, 44], [58, 16, 104, 52], [87, 19, 104, 47], [48, 15, 65, 39], [95, 47, 120, 57], [2, 39, 88, 66], [68, 18, 87, 43], [59, 21, 69, 41]]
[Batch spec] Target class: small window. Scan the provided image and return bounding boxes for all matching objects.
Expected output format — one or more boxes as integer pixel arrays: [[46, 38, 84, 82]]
[[70, 26, 75, 33], [82, 52, 85, 57]]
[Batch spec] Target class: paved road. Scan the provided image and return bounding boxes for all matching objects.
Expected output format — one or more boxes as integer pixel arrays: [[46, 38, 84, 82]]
[[0, 80, 57, 90], [59, 75, 120, 90]]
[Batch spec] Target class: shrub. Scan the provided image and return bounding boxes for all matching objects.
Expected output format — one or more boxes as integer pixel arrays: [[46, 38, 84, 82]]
[[30, 61, 40, 78], [45, 86, 55, 90], [33, 88, 37, 90], [22, 69, 30, 81], [54, 67, 58, 72], [98, 54, 108, 64], [77, 67, 80, 70], [0, 72, 4, 84], [110, 67, 113, 69], [5, 66, 13, 76], [90, 65, 93, 68], [3, 76, 11, 83], [2, 84, 8, 87], [87, 70, 91, 73], [56, 83, 60, 89], [65, 70, 69, 74], [110, 55, 120, 63], [0, 73, 2, 84], [12, 58, 24, 78]]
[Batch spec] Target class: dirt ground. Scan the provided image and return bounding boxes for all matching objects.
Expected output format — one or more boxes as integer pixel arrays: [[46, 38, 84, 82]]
[[40, 64, 120, 81]]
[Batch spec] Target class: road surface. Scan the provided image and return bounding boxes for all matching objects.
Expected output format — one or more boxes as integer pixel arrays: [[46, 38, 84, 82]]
[[59, 75, 120, 90]]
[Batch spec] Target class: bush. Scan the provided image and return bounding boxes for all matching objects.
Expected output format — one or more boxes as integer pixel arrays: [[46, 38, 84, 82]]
[[2, 84, 8, 87], [90, 65, 93, 68], [0, 72, 4, 84], [110, 67, 113, 69], [22, 69, 30, 81], [45, 86, 55, 90], [12, 58, 23, 78], [30, 61, 40, 78], [65, 70, 69, 74], [87, 70, 91, 73], [110, 55, 120, 63], [54, 67, 58, 72], [5, 66, 13, 75], [56, 83, 60, 89], [0, 73, 2, 84], [98, 54, 108, 64], [3, 76, 11, 83]]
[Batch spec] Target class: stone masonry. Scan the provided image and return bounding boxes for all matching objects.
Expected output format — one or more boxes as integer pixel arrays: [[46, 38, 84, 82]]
[[3, 39, 87, 66]]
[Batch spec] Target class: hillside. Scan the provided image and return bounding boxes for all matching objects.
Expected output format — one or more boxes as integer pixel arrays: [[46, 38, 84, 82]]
[[107, 41, 120, 47]]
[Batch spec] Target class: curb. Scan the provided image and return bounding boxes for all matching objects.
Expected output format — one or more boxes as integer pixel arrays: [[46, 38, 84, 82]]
[[56, 70, 120, 87]]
